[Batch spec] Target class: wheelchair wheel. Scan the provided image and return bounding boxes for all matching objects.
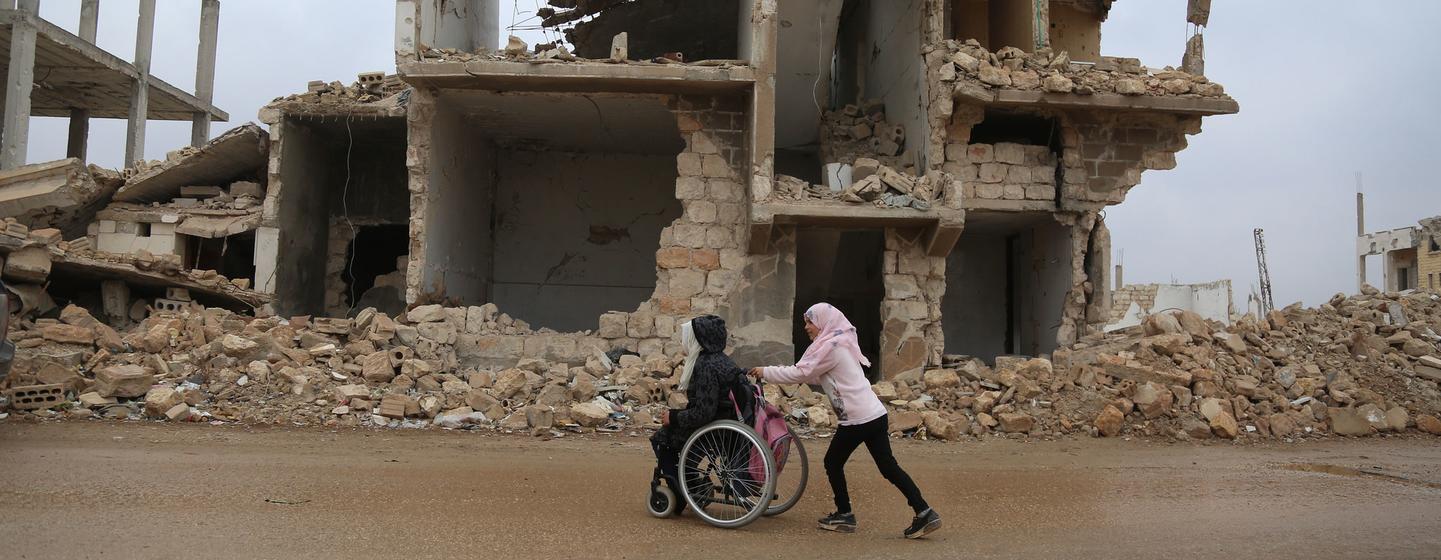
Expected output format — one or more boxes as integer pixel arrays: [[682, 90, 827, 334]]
[[679, 420, 775, 528], [763, 431, 807, 516], [647, 485, 677, 518]]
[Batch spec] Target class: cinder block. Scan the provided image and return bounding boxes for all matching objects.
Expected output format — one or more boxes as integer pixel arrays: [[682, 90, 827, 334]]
[[5, 384, 66, 410], [96, 233, 135, 254], [152, 298, 188, 314], [150, 222, 177, 236]]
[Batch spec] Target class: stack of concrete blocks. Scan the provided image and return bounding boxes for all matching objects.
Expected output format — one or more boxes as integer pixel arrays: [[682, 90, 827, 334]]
[[949, 142, 1058, 202], [95, 218, 182, 257]]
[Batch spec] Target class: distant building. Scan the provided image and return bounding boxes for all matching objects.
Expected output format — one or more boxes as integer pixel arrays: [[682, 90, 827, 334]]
[[1358, 215, 1441, 292]]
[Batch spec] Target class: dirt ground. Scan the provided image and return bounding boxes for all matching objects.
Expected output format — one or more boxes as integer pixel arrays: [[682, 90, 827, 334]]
[[1, 422, 1439, 559]]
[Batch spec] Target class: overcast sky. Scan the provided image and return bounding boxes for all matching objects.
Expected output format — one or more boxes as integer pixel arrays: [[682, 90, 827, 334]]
[[23, 0, 1441, 309]]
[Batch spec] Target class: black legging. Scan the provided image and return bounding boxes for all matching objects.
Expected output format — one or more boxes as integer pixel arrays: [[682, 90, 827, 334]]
[[825, 413, 929, 514]]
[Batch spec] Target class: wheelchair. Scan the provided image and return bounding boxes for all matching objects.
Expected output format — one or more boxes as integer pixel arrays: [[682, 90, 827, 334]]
[[646, 412, 808, 528]]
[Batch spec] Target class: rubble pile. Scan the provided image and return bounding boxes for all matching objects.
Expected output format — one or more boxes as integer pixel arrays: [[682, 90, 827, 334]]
[[417, 40, 742, 67], [0, 217, 260, 303], [0, 159, 121, 238], [820, 100, 909, 169], [4, 289, 1440, 443], [950, 142, 1060, 203], [0, 302, 660, 432], [935, 39, 1230, 99], [771, 160, 952, 211], [273, 72, 406, 106]]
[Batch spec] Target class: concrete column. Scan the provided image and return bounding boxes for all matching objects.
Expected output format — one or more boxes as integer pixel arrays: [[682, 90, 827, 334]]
[[1356, 184, 1367, 291], [1, 0, 40, 170], [125, 0, 157, 167], [190, 0, 220, 147], [79, 0, 100, 38], [67, 0, 100, 160], [101, 280, 130, 324]]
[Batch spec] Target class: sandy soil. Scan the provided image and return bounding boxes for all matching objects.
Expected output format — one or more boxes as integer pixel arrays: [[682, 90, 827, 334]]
[[1, 422, 1439, 559]]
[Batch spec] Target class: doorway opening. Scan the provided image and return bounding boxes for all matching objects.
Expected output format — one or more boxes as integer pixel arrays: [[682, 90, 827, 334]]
[[942, 212, 1071, 362], [794, 227, 885, 380]]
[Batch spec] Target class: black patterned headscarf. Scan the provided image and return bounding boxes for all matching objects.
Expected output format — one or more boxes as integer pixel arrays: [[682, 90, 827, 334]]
[[688, 315, 743, 386]]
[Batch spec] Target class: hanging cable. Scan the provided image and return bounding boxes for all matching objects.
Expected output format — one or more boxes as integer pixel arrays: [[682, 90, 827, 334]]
[[342, 115, 357, 309]]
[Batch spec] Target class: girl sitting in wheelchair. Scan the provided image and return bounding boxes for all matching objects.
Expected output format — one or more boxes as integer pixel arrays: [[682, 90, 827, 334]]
[[650, 315, 755, 515]]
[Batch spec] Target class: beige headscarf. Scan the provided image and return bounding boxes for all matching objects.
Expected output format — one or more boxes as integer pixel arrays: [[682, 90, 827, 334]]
[[677, 320, 702, 391]]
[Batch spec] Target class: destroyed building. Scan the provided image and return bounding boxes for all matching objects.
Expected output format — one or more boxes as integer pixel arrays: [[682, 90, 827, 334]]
[[0, 2, 271, 320], [9, 2, 1441, 445], [0, 1, 1237, 386], [1359, 215, 1441, 293], [242, 0, 1238, 380]]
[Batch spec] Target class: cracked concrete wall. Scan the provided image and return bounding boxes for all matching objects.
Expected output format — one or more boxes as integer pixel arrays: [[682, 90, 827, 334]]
[[941, 228, 1006, 357], [728, 227, 795, 367], [864, 0, 929, 171], [491, 150, 682, 332], [416, 97, 496, 306], [271, 120, 331, 317], [940, 215, 1070, 361]]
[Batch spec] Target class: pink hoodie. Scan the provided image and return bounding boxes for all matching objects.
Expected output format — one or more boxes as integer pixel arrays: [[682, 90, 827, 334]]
[[760, 303, 885, 427]]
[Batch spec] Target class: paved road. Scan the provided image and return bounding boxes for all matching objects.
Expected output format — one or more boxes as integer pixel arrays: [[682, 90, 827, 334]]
[[1, 422, 1440, 559]]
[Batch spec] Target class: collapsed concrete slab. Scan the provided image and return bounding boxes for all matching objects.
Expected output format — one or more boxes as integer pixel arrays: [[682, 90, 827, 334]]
[[114, 124, 269, 204], [0, 229, 268, 310], [0, 158, 116, 240]]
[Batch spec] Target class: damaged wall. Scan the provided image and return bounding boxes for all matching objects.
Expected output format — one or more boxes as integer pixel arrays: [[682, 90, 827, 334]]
[[491, 150, 681, 332], [566, 0, 741, 61], [421, 101, 496, 306], [403, 90, 773, 363], [880, 227, 946, 378], [1048, 1, 1101, 62], [863, 0, 929, 171], [940, 213, 1070, 361], [1059, 111, 1198, 207], [323, 129, 409, 316], [272, 120, 331, 316]]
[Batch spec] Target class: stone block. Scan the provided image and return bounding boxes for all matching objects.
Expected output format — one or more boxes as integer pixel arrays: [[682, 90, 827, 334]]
[[94, 365, 154, 398], [656, 247, 689, 269], [41, 324, 94, 346], [5, 384, 65, 410], [1005, 165, 1032, 184], [143, 387, 185, 418], [597, 312, 628, 338], [978, 163, 1006, 183], [164, 403, 192, 422], [994, 143, 1025, 164], [667, 269, 706, 299], [1025, 185, 1056, 200], [3, 246, 50, 283]]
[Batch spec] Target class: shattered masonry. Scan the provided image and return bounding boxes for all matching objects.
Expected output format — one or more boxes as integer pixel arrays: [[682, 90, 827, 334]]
[[9, 0, 1441, 443]]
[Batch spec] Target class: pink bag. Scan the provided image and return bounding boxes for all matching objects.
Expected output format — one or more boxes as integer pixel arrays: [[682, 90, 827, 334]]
[[733, 384, 792, 482]]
